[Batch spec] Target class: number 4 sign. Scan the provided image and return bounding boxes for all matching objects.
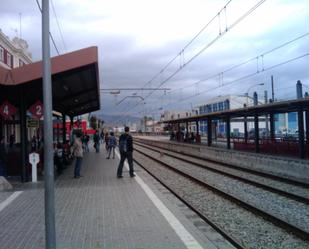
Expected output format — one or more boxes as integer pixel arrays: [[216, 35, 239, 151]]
[[0, 101, 17, 119], [28, 100, 43, 119]]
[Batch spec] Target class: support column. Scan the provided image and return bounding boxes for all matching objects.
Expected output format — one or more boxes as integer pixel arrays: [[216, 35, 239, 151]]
[[196, 120, 199, 135], [207, 118, 212, 146], [62, 113, 66, 144], [270, 113, 275, 142], [20, 87, 28, 182], [244, 116, 248, 144], [56, 117, 60, 142], [298, 109, 305, 159], [186, 122, 189, 142], [305, 110, 309, 144], [254, 113, 259, 153], [226, 116, 231, 149], [70, 116, 74, 144]]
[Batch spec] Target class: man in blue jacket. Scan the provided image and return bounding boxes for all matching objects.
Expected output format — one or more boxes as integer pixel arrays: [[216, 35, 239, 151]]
[[117, 126, 135, 178]]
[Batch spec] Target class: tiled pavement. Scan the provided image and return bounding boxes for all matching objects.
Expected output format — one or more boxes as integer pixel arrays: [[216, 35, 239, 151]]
[[0, 146, 234, 249]]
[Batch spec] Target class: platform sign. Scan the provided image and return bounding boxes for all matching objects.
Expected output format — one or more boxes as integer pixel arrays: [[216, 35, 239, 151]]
[[27, 118, 40, 128], [0, 101, 17, 119], [29, 152, 40, 182], [28, 101, 43, 119]]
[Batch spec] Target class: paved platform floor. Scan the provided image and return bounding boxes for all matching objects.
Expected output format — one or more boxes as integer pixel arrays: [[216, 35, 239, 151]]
[[0, 145, 234, 249]]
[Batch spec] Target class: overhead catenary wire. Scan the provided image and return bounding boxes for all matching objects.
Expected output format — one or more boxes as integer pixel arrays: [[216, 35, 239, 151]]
[[143, 0, 267, 101], [50, 0, 67, 53], [111, 2, 309, 123], [35, 0, 60, 55], [164, 32, 309, 95], [114, 0, 267, 122], [147, 52, 309, 113], [124, 49, 309, 118], [115, 0, 270, 124], [116, 31, 309, 122], [140, 0, 233, 90]]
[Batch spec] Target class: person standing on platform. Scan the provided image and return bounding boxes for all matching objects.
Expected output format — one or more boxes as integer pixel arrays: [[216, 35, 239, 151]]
[[72, 132, 83, 178], [104, 132, 109, 151], [117, 126, 135, 178], [100, 130, 104, 144], [106, 132, 117, 159], [93, 130, 100, 153]]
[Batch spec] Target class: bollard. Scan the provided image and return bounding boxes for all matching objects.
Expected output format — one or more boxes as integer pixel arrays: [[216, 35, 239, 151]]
[[29, 152, 40, 182]]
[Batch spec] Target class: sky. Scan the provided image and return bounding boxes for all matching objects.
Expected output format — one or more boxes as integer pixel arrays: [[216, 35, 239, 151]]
[[1, 0, 309, 122]]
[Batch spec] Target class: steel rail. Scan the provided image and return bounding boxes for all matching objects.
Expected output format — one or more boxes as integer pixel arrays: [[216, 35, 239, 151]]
[[134, 147, 309, 241], [133, 157, 247, 249], [134, 141, 309, 204], [134, 138, 309, 188]]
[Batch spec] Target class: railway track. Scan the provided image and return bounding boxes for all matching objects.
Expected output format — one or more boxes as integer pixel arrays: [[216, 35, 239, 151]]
[[134, 141, 309, 204], [134, 138, 309, 188], [132, 141, 309, 249]]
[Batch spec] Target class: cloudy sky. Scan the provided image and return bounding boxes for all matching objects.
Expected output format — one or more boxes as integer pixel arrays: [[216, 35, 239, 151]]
[[1, 0, 309, 121]]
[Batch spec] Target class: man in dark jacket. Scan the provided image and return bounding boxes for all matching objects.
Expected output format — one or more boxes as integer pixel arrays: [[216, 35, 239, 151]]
[[117, 126, 135, 178]]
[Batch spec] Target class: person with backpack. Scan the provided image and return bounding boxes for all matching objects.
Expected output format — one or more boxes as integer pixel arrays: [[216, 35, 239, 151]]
[[117, 126, 135, 178], [106, 132, 117, 159]]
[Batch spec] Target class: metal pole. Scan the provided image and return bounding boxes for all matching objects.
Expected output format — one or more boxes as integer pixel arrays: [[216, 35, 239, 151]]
[[244, 116, 248, 144], [20, 86, 28, 182], [306, 110, 309, 144], [271, 75, 274, 102], [254, 114, 260, 153], [62, 113, 66, 144], [298, 109, 305, 159], [42, 0, 56, 248], [270, 113, 275, 142], [226, 116, 231, 149], [207, 118, 212, 146]]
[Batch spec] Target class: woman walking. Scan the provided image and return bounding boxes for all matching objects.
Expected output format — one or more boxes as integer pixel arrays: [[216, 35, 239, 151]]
[[72, 132, 83, 178], [106, 132, 117, 159]]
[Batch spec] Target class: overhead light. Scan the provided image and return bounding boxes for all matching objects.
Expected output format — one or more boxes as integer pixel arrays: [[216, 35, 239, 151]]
[[74, 99, 79, 103], [63, 85, 69, 91]]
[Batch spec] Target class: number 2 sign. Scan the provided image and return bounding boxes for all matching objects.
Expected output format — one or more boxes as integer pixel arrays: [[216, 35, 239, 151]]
[[0, 101, 17, 119], [28, 100, 43, 119]]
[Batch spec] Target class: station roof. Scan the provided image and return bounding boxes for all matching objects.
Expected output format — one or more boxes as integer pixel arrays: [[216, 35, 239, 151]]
[[162, 98, 309, 123], [0, 46, 100, 117]]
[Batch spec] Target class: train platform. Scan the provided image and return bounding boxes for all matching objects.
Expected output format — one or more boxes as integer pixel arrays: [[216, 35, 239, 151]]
[[0, 145, 233, 249]]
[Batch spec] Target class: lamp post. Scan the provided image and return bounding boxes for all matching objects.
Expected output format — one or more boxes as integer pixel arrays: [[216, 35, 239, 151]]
[[244, 83, 264, 144], [245, 83, 264, 106]]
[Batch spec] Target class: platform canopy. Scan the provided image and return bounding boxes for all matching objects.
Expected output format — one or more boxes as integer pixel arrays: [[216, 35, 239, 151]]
[[0, 46, 100, 117], [162, 98, 309, 124]]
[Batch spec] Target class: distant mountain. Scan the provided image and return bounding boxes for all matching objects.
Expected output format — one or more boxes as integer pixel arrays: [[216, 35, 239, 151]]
[[96, 113, 141, 126]]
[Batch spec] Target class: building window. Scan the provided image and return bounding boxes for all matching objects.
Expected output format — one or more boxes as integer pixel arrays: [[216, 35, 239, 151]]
[[0, 47, 3, 62], [206, 104, 212, 113], [213, 103, 218, 112], [218, 102, 223, 111], [7, 53, 12, 67]]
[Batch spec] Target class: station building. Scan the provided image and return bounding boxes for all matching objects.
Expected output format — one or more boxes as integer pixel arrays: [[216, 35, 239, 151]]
[[0, 30, 32, 69], [0, 30, 100, 180]]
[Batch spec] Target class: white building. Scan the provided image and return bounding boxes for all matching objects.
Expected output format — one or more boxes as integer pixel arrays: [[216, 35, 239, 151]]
[[197, 95, 265, 137], [160, 109, 199, 132], [0, 30, 33, 144], [0, 29, 32, 69]]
